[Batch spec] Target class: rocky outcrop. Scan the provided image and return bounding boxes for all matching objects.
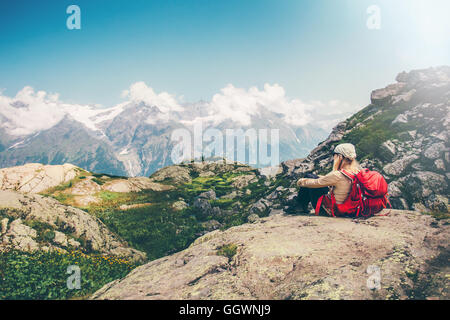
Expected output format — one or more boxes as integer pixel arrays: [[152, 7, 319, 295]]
[[149, 161, 257, 185], [0, 163, 80, 193], [92, 210, 449, 300], [102, 177, 173, 193], [277, 66, 449, 213], [0, 163, 174, 208], [0, 190, 146, 262], [148, 165, 193, 185]]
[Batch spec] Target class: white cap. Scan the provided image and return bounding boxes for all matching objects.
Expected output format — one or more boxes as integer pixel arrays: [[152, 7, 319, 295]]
[[334, 143, 357, 160]]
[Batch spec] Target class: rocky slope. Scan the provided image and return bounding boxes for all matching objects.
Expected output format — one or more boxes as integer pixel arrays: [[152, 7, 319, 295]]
[[274, 66, 449, 214], [0, 190, 146, 262], [92, 210, 449, 300], [0, 161, 274, 262], [0, 116, 127, 176], [0, 162, 173, 207]]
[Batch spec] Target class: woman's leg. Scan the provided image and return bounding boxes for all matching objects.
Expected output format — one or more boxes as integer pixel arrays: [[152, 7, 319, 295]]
[[296, 173, 328, 212], [296, 186, 312, 212], [308, 187, 329, 209]]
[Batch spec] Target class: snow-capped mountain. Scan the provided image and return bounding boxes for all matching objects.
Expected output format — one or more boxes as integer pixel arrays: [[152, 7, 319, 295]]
[[0, 83, 353, 176]]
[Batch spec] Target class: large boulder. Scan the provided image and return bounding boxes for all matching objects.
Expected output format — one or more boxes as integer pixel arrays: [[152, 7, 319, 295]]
[[92, 210, 449, 300], [383, 155, 418, 176], [149, 165, 192, 185], [0, 163, 80, 193], [371, 83, 405, 105], [231, 174, 258, 189]]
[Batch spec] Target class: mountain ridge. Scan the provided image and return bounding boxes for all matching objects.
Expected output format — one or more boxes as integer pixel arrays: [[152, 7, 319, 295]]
[[0, 89, 332, 176]]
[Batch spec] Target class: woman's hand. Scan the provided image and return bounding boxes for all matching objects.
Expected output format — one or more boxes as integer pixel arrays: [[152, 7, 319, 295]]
[[297, 178, 307, 187]]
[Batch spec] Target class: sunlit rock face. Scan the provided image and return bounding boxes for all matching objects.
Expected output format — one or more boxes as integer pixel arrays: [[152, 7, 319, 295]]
[[92, 211, 449, 300]]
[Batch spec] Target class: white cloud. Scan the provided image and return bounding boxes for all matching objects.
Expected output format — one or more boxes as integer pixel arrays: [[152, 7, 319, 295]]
[[121, 82, 184, 125], [0, 82, 358, 137], [0, 86, 126, 136], [122, 81, 183, 113], [0, 86, 67, 136], [183, 83, 358, 129]]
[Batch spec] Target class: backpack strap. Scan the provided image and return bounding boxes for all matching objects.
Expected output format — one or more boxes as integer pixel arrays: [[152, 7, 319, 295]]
[[315, 195, 324, 216], [341, 169, 364, 217], [329, 192, 336, 217], [375, 194, 392, 216], [340, 169, 355, 181], [315, 194, 337, 217]]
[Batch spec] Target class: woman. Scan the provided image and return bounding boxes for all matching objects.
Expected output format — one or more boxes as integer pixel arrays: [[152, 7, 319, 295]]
[[295, 143, 360, 216]]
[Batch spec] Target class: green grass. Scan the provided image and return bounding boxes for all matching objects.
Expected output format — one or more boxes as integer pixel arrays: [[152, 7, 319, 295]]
[[22, 220, 56, 243], [217, 243, 238, 261], [0, 249, 136, 300], [40, 166, 270, 266], [92, 178, 105, 185], [97, 190, 122, 201], [96, 204, 202, 260], [423, 211, 450, 221], [40, 170, 92, 198]]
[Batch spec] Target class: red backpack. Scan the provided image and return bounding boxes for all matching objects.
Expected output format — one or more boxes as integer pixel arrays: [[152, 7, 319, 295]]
[[315, 168, 391, 218]]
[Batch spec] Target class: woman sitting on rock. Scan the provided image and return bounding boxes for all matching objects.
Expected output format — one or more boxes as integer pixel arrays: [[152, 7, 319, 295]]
[[295, 143, 361, 216]]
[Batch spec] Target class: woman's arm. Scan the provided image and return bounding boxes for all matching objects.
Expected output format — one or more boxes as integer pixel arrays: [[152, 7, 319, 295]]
[[297, 171, 340, 188]]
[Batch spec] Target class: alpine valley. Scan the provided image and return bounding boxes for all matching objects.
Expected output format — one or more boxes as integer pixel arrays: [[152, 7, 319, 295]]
[[0, 67, 448, 300]]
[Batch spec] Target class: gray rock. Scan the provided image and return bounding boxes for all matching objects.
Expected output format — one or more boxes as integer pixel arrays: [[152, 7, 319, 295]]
[[231, 175, 258, 189], [68, 238, 81, 248], [211, 207, 222, 217], [92, 211, 450, 300], [249, 198, 271, 215], [388, 181, 403, 197], [193, 198, 212, 218], [149, 165, 192, 185], [220, 191, 238, 200], [424, 142, 446, 159], [4, 219, 38, 251], [247, 214, 260, 223], [1, 218, 8, 234], [425, 195, 448, 213], [258, 165, 282, 179], [197, 190, 217, 200], [403, 172, 448, 199], [0, 190, 146, 262], [172, 200, 188, 211], [392, 113, 408, 124], [434, 159, 445, 171], [53, 231, 68, 247], [379, 140, 397, 160], [371, 83, 405, 104], [391, 89, 416, 105], [383, 155, 418, 176], [269, 209, 285, 216], [0, 163, 79, 194], [202, 220, 222, 231]]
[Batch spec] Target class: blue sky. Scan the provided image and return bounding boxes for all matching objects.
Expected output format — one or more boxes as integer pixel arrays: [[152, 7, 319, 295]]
[[0, 0, 449, 109]]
